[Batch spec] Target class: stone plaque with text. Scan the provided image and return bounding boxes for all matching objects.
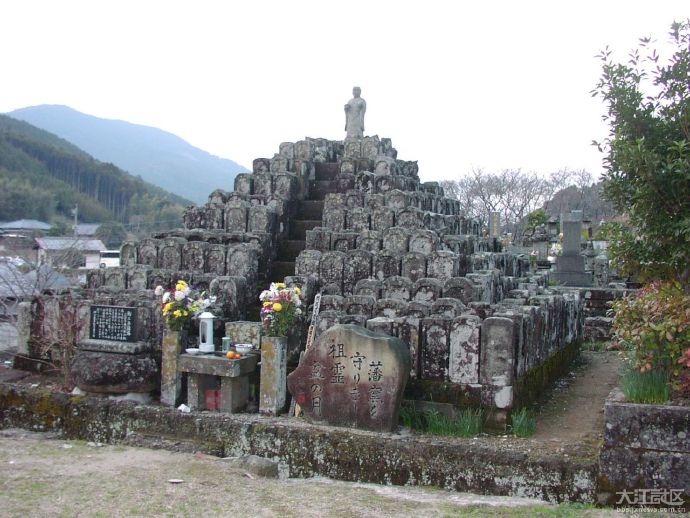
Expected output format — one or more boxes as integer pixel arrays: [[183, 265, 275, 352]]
[[89, 305, 137, 342]]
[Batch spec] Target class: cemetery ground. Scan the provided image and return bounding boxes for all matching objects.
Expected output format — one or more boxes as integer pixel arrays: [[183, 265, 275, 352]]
[[0, 429, 620, 518], [0, 348, 625, 515]]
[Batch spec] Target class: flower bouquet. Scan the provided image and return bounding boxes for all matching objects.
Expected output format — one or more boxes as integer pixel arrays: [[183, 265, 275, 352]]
[[259, 282, 303, 337], [155, 279, 216, 331]]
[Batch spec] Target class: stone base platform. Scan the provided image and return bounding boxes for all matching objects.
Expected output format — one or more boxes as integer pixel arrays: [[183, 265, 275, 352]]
[[0, 380, 597, 504]]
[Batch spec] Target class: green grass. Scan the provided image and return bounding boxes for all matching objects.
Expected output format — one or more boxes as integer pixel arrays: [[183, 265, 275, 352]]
[[510, 408, 537, 437], [621, 367, 670, 403], [581, 339, 607, 352], [400, 406, 484, 438]]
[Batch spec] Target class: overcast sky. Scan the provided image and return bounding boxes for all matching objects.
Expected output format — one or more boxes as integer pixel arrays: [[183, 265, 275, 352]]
[[1, 1, 687, 184]]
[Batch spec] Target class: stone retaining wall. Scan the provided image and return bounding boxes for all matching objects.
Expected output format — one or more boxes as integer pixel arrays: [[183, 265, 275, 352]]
[[598, 389, 690, 507], [0, 382, 597, 504]]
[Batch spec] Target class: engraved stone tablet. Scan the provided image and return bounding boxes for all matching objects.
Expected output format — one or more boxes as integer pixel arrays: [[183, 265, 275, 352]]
[[287, 324, 410, 432], [89, 305, 137, 343]]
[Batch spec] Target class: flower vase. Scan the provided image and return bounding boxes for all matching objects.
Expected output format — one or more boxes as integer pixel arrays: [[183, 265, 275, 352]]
[[259, 335, 288, 415]]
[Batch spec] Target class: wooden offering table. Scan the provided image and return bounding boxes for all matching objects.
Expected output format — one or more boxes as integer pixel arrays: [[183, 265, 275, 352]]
[[178, 353, 258, 413]]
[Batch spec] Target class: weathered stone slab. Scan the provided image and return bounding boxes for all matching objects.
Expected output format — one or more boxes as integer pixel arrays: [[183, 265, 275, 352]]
[[480, 317, 515, 409], [431, 298, 466, 318], [305, 227, 331, 251], [421, 317, 451, 380], [225, 321, 262, 348], [354, 279, 382, 299], [356, 230, 382, 252], [374, 251, 401, 280], [319, 251, 346, 295], [383, 276, 413, 301], [331, 232, 358, 252], [443, 277, 476, 305], [401, 252, 427, 282], [287, 324, 410, 432], [70, 350, 158, 394], [343, 249, 373, 295], [449, 315, 481, 384], [382, 227, 409, 255], [120, 240, 138, 268], [259, 335, 287, 415], [370, 207, 395, 232], [412, 278, 443, 303]]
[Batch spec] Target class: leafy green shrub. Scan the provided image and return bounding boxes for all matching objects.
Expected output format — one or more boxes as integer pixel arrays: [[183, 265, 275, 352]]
[[510, 408, 537, 437], [620, 367, 670, 403], [611, 281, 690, 397]]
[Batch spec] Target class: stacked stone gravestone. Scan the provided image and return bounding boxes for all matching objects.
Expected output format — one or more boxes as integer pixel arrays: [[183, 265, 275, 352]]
[[554, 211, 593, 287], [70, 304, 158, 395]]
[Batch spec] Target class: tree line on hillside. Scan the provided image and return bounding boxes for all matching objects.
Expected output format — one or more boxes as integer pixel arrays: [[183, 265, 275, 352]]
[[440, 168, 616, 236], [0, 118, 188, 237]]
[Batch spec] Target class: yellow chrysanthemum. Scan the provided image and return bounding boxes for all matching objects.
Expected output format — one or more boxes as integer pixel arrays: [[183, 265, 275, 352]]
[[162, 302, 173, 314], [175, 280, 188, 291], [173, 310, 182, 318], [263, 301, 273, 307], [276, 282, 286, 289], [294, 287, 301, 295], [273, 302, 283, 312]]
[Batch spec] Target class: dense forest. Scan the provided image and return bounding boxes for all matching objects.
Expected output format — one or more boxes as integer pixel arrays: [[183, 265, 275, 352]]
[[0, 115, 190, 233]]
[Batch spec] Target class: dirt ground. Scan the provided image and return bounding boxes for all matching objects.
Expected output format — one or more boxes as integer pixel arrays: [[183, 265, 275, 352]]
[[0, 428, 625, 518], [534, 350, 621, 442]]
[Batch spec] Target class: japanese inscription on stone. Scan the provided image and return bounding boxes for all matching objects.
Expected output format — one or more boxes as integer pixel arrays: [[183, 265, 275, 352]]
[[287, 324, 410, 432], [89, 305, 136, 342]]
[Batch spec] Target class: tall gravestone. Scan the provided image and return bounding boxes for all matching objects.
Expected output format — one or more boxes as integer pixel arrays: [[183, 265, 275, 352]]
[[554, 211, 592, 286], [287, 324, 410, 432]]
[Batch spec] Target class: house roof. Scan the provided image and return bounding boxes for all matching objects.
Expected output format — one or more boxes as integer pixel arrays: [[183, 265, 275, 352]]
[[0, 263, 72, 298], [0, 219, 51, 231], [35, 237, 106, 252], [76, 223, 101, 236]]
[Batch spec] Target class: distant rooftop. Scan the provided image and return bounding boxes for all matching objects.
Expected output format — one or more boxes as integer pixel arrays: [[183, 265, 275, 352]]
[[0, 219, 51, 231], [35, 237, 106, 251], [76, 223, 101, 236]]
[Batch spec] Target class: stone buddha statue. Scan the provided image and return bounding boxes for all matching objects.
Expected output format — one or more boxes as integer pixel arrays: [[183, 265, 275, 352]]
[[344, 86, 366, 139]]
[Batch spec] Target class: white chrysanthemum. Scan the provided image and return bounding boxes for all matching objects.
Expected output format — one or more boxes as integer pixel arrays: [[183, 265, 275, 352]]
[[154, 285, 164, 296], [174, 290, 186, 301], [162, 292, 171, 303]]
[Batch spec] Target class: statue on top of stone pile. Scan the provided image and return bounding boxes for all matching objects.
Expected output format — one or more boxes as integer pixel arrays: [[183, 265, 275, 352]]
[[344, 86, 366, 139]]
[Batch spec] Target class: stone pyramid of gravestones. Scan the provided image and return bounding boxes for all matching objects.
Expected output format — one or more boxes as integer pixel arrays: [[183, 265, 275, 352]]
[[81, 91, 584, 418]]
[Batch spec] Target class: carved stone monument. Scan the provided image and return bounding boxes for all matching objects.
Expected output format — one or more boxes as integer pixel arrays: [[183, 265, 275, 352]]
[[287, 324, 410, 432], [70, 305, 157, 394], [554, 211, 592, 286], [344, 86, 366, 139]]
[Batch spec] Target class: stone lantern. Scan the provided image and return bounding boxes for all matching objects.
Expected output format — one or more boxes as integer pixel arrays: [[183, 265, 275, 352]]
[[198, 311, 216, 353]]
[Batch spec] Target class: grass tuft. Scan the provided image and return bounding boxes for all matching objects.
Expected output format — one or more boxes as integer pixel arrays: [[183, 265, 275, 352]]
[[621, 368, 669, 403], [510, 408, 537, 437]]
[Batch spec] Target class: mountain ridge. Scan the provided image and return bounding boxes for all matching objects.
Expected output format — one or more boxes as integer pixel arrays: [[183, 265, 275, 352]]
[[8, 105, 248, 204], [0, 114, 187, 231]]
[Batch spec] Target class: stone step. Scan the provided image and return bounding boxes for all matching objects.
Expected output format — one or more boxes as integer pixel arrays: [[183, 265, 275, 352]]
[[297, 200, 324, 220], [276, 239, 306, 262], [289, 219, 321, 240], [314, 162, 339, 181], [272, 260, 296, 280], [309, 180, 337, 200]]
